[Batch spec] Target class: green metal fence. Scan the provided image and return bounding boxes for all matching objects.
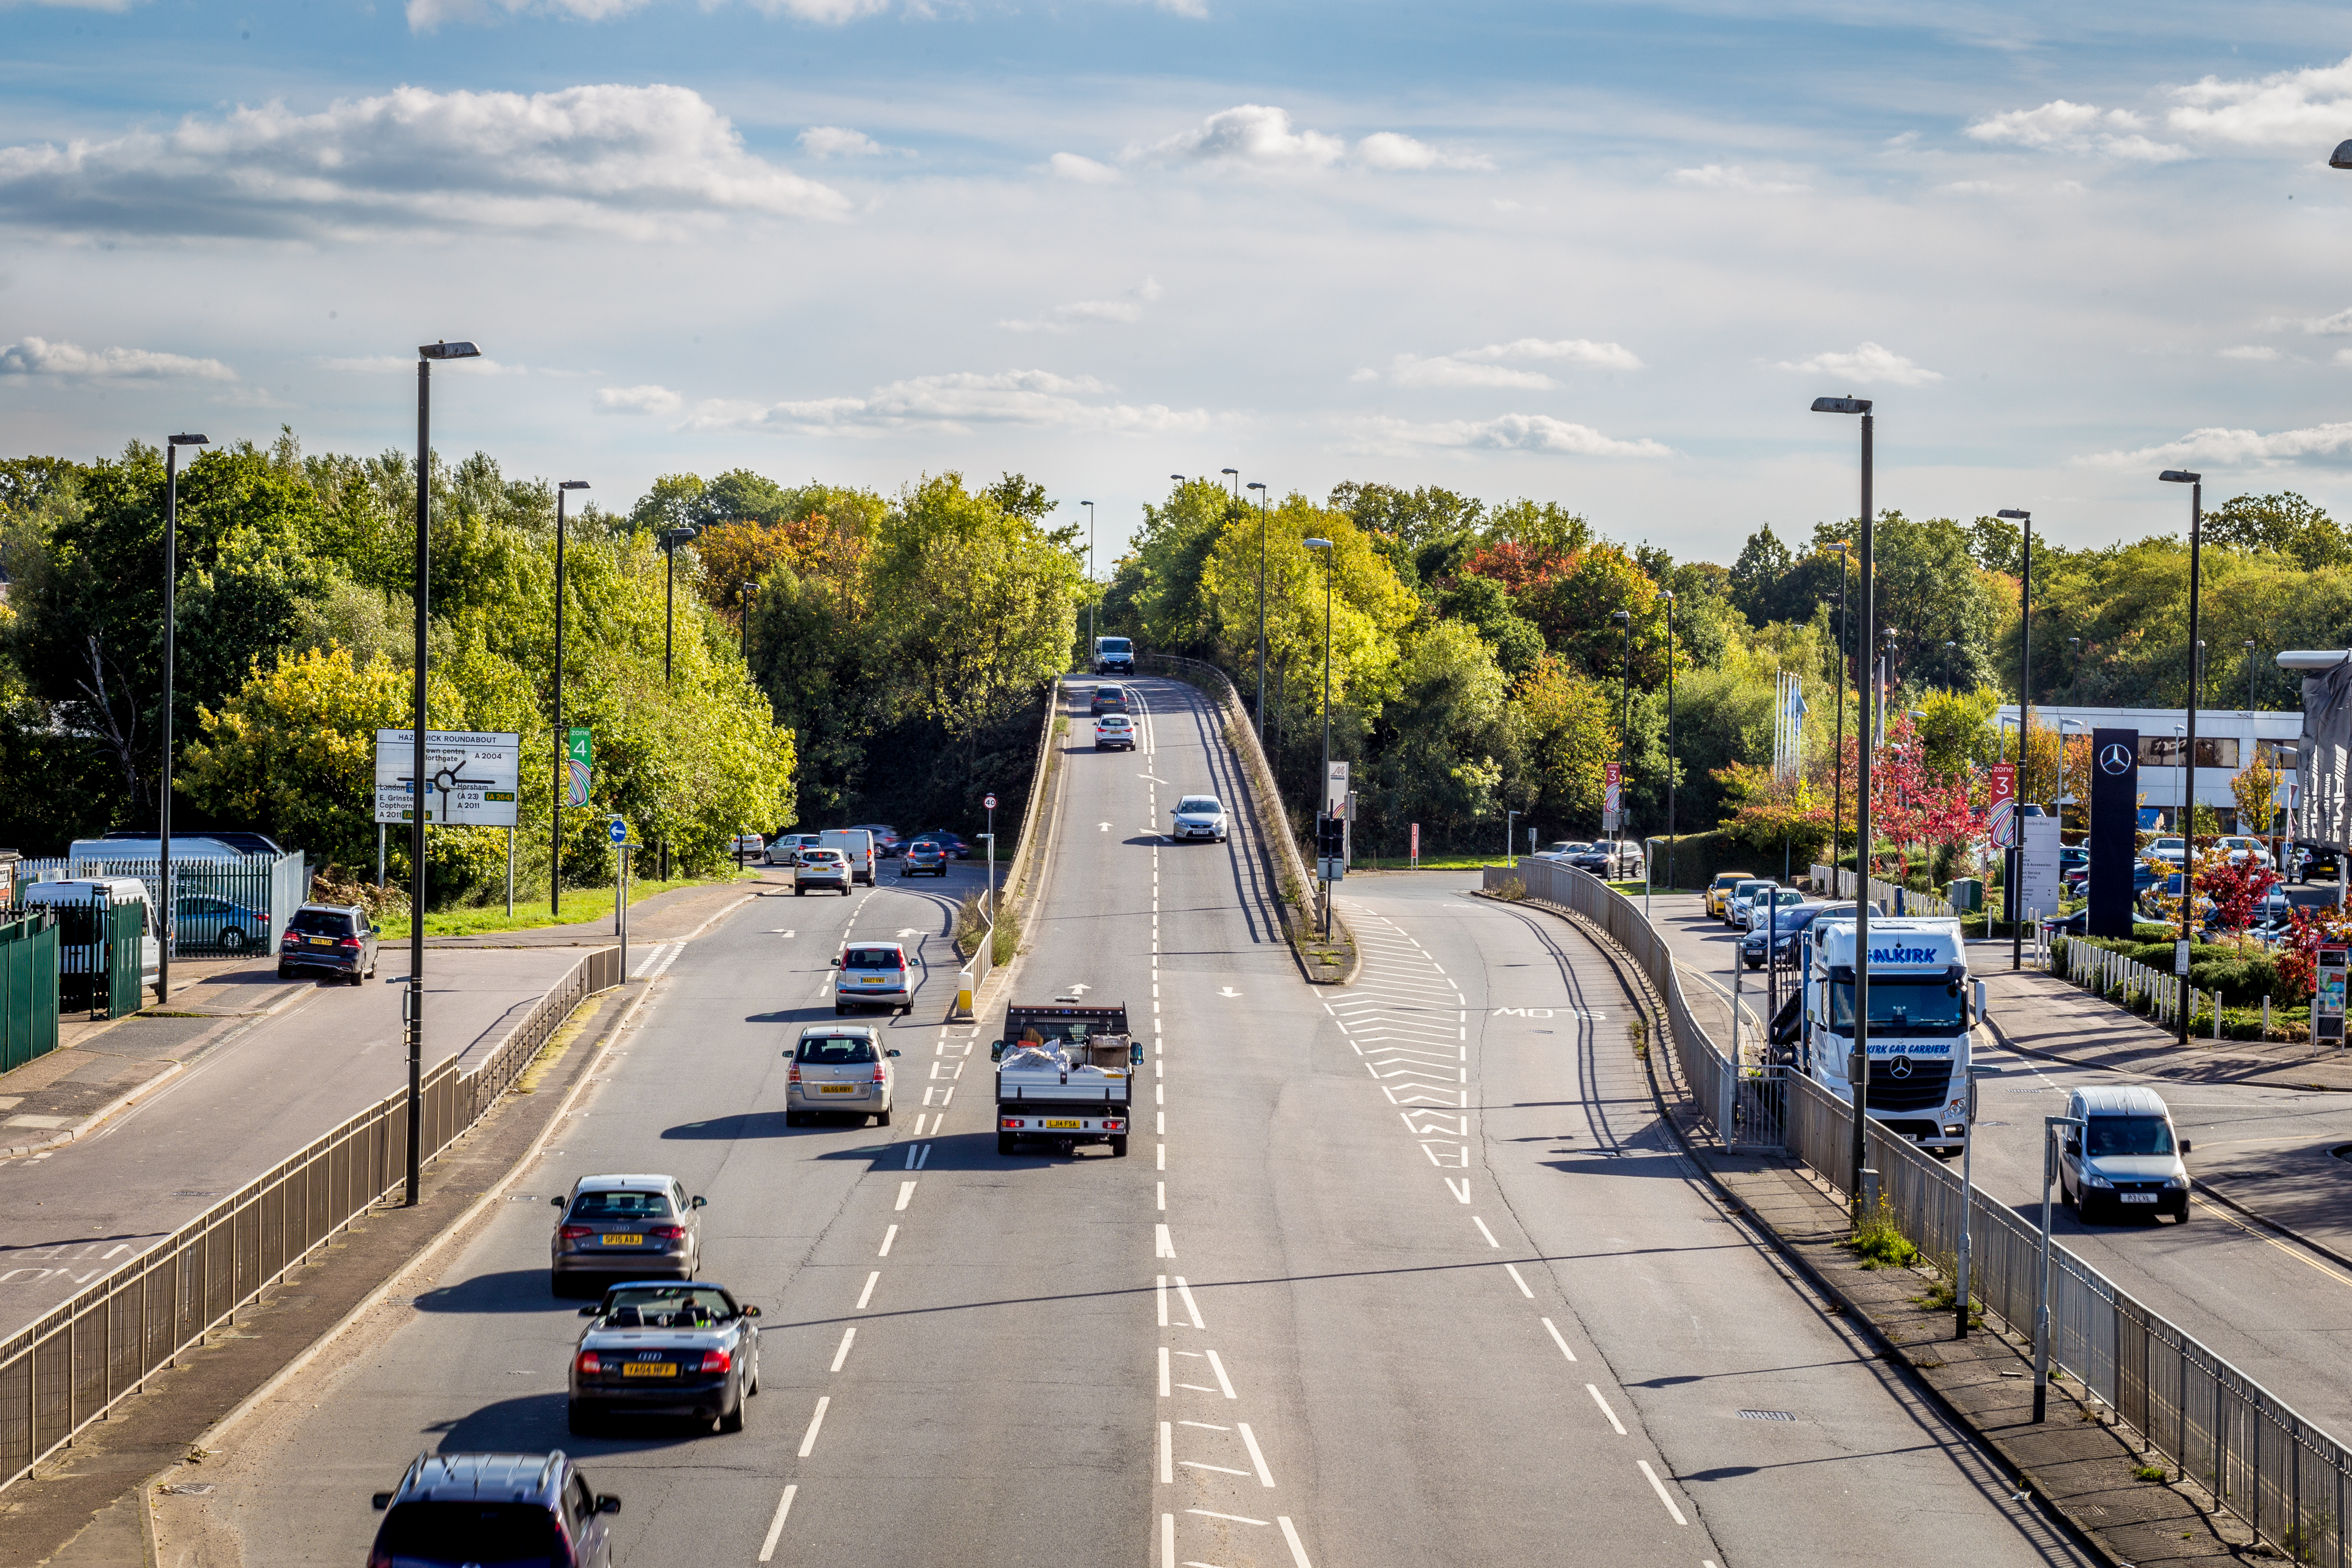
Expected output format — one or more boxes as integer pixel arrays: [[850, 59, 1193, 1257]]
[[0, 911, 60, 1072], [13, 854, 301, 959]]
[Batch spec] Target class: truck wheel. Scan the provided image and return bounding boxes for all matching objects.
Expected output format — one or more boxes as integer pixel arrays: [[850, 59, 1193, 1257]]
[[998, 1133, 1016, 1155], [1109, 1136, 1129, 1158]]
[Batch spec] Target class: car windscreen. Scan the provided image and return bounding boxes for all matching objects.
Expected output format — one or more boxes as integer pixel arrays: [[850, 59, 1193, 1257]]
[[2086, 1115, 2176, 1157], [380, 1502, 560, 1563], [1827, 977, 1967, 1035], [1100, 639, 1131, 652], [568, 1189, 675, 1221], [798, 1035, 878, 1064], [1176, 798, 1222, 814], [287, 909, 356, 935], [602, 1285, 735, 1323], [843, 948, 903, 970]]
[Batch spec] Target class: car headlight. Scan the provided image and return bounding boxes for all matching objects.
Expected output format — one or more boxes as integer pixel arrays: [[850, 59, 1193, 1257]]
[[2085, 1173, 2113, 1189], [2167, 1174, 2190, 1189]]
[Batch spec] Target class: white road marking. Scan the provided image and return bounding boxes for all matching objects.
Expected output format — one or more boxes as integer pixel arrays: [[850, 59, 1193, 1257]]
[[1158, 1182, 1166, 1211], [1472, 1217, 1501, 1249], [856, 1271, 878, 1310], [756, 1484, 797, 1563], [878, 1225, 897, 1256], [896, 1180, 917, 1210], [1181, 1461, 1253, 1476], [1161, 1420, 1174, 1483], [903, 1144, 920, 1170], [1158, 1275, 1170, 1327], [1444, 1178, 1470, 1203], [1158, 1143, 1167, 1170], [796, 1396, 831, 1457], [1157, 1224, 1177, 1257], [1179, 1420, 1230, 1430], [1586, 1384, 1627, 1434], [1190, 1509, 1269, 1526], [1205, 1348, 1237, 1398], [1174, 1276, 1206, 1329], [629, 943, 681, 980], [1162, 1514, 1177, 1568], [1237, 1421, 1276, 1487], [1277, 1516, 1314, 1568], [830, 1326, 856, 1371], [1541, 1317, 1578, 1362], [1159, 1345, 1171, 1396], [1637, 1460, 1687, 1524], [915, 1143, 933, 1170], [1502, 1263, 1535, 1298]]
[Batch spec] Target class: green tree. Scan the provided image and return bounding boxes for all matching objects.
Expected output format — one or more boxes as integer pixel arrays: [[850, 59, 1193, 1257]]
[[2205, 491, 2352, 572], [1366, 621, 1522, 849]]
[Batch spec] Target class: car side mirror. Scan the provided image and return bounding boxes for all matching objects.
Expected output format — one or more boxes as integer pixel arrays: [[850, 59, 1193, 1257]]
[[579, 1304, 599, 1317], [887, 1049, 901, 1057], [743, 1304, 761, 1318], [830, 957, 842, 967], [596, 1495, 622, 1515], [550, 1196, 566, 1208], [372, 1492, 394, 1511], [990, 1041, 1006, 1062], [691, 1195, 707, 1209], [2180, 1139, 2192, 1155]]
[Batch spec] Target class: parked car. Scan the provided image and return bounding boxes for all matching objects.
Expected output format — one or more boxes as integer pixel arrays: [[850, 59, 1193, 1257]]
[[276, 902, 379, 983], [1170, 794, 1229, 843], [1705, 870, 1759, 919], [1734, 886, 1806, 930], [793, 848, 851, 896], [729, 832, 765, 862], [834, 941, 917, 1015], [1567, 840, 1643, 878], [568, 1279, 761, 1435], [548, 1174, 706, 1295], [850, 823, 903, 859], [1095, 713, 1137, 751], [2144, 836, 2186, 865], [765, 831, 822, 867], [2293, 841, 2340, 882], [2058, 1083, 2190, 1223], [175, 892, 271, 954], [1740, 902, 1829, 968], [1722, 878, 1776, 927], [916, 830, 974, 860], [21, 877, 159, 992], [1537, 840, 1593, 862], [899, 840, 950, 877], [785, 1023, 898, 1126], [370, 1453, 619, 1568], [1089, 684, 1130, 716], [2215, 835, 2273, 868]]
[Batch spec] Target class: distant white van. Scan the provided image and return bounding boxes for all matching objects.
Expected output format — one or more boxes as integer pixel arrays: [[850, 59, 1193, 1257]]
[[819, 829, 876, 886], [22, 877, 160, 989], [68, 836, 248, 865]]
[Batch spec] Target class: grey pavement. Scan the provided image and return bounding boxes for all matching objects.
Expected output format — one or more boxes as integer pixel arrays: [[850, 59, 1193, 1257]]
[[156, 675, 2087, 1568]]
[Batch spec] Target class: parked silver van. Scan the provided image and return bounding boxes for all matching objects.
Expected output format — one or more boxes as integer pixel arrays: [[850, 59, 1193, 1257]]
[[22, 877, 160, 991], [2059, 1084, 2190, 1223]]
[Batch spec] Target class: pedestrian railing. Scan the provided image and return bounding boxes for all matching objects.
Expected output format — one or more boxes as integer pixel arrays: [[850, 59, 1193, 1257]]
[[2050, 932, 2212, 1029], [1526, 859, 2351, 1566], [1817, 864, 1954, 917], [0, 944, 623, 1495], [13, 852, 308, 960]]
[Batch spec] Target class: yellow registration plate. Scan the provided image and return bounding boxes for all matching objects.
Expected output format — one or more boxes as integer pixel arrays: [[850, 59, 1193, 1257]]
[[1044, 1118, 1082, 1129], [600, 1234, 642, 1246], [819, 1085, 858, 1094], [620, 1362, 677, 1378], [308, 937, 334, 946]]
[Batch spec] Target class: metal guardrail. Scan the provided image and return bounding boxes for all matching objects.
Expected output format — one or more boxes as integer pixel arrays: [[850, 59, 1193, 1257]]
[[955, 676, 1057, 1016], [0, 944, 623, 1494], [1528, 857, 2352, 1565]]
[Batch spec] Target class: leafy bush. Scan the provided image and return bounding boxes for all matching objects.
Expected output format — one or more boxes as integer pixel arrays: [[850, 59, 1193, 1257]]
[[1843, 1199, 1919, 1270]]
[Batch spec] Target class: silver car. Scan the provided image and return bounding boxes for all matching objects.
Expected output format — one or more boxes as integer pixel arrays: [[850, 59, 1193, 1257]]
[[1170, 794, 1229, 843], [835, 941, 916, 1016], [549, 1175, 705, 1295], [568, 1280, 761, 1435], [785, 1024, 900, 1126]]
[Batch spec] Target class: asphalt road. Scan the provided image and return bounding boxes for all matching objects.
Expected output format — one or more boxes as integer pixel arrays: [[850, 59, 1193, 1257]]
[[0, 946, 590, 1343], [1648, 888, 2352, 1444], [181, 684, 2087, 1568]]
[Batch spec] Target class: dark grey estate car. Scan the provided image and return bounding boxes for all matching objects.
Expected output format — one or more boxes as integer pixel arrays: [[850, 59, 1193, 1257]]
[[369, 1451, 620, 1568], [549, 1175, 705, 1295], [569, 1280, 761, 1434], [276, 902, 379, 983]]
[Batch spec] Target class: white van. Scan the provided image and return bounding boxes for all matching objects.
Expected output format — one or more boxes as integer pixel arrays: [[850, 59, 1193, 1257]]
[[22, 877, 160, 990], [68, 835, 247, 865], [2059, 1084, 2190, 1223], [819, 829, 876, 886]]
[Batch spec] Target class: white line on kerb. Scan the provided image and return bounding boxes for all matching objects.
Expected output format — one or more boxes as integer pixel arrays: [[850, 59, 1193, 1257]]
[[1278, 1515, 1315, 1568], [878, 1225, 897, 1257], [1237, 1421, 1276, 1487], [829, 1325, 857, 1371], [756, 1484, 797, 1563], [856, 1271, 878, 1310], [1541, 1317, 1578, 1361], [796, 1396, 831, 1457], [1502, 1263, 1535, 1298], [1205, 1348, 1237, 1398], [896, 1180, 917, 1210], [1472, 1216, 1501, 1248], [1637, 1460, 1687, 1524], [1586, 1383, 1627, 1435]]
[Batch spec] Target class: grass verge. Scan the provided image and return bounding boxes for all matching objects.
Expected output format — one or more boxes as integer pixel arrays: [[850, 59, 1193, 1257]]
[[386, 872, 751, 940]]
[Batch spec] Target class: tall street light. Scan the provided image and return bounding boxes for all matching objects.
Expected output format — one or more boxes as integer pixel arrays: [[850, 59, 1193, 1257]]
[[740, 581, 758, 662], [659, 525, 701, 683], [1221, 467, 1239, 506], [1247, 481, 1268, 743], [1998, 507, 2032, 972], [2160, 468, 2202, 1046], [1813, 394, 1875, 1220], [1661, 589, 1677, 889], [157, 432, 208, 1004], [1082, 501, 1096, 655], [1825, 542, 1849, 872], [552, 478, 589, 917], [1611, 609, 1631, 837], [1305, 537, 1335, 938], [411, 338, 481, 1206]]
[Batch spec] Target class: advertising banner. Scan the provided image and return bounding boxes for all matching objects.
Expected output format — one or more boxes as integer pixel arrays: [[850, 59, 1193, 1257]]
[[1989, 763, 2016, 849], [564, 728, 592, 808], [2089, 727, 2140, 939]]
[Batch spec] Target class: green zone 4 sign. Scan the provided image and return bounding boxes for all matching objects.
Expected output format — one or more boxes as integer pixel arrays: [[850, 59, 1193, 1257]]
[[565, 728, 592, 808]]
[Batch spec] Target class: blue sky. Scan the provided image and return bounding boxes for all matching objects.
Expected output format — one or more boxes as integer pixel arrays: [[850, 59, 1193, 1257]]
[[8, 0, 2352, 566]]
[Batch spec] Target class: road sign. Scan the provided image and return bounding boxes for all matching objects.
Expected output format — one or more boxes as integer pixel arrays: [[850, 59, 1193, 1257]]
[[375, 731, 519, 826], [609, 817, 628, 845], [565, 728, 592, 808], [984, 794, 997, 811], [1603, 761, 1622, 820]]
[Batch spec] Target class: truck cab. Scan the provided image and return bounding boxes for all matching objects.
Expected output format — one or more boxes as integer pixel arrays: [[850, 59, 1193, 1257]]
[[1796, 915, 1973, 1156]]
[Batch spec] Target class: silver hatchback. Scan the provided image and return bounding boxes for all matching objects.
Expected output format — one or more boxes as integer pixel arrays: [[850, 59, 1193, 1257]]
[[549, 1175, 706, 1295]]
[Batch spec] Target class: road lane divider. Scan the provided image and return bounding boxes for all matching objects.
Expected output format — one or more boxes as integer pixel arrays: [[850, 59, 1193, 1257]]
[[895, 1180, 916, 1209], [796, 1396, 830, 1457], [829, 1326, 856, 1372], [1636, 1459, 1687, 1525], [1586, 1383, 1627, 1434], [878, 1225, 896, 1256], [1236, 1422, 1275, 1487], [755, 1484, 797, 1564], [1540, 1317, 1579, 1361], [1501, 1263, 1536, 1298], [855, 1271, 878, 1310]]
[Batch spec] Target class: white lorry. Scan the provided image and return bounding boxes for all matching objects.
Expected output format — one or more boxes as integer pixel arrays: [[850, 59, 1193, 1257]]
[[990, 1001, 1143, 1157], [1790, 915, 1975, 1158]]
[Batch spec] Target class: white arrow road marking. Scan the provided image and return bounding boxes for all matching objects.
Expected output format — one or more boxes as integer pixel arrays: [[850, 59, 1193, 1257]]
[[1156, 1223, 1177, 1257], [1403, 1111, 1466, 1136], [1218, 986, 1241, 998], [896, 927, 925, 937], [1101, 821, 1114, 831], [1066, 983, 1092, 995]]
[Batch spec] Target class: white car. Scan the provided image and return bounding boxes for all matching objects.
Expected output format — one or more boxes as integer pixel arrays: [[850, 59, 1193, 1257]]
[[1734, 887, 1804, 930], [1095, 714, 1136, 751], [2215, 835, 2272, 868], [2145, 836, 2186, 865], [729, 832, 765, 858], [1170, 795, 1229, 843]]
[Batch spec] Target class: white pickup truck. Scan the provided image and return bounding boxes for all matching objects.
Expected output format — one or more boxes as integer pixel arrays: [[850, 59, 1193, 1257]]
[[990, 1002, 1143, 1158]]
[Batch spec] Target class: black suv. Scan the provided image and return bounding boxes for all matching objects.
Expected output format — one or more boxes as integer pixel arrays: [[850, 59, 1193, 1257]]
[[370, 1451, 620, 1568], [1089, 685, 1130, 716], [277, 902, 379, 984]]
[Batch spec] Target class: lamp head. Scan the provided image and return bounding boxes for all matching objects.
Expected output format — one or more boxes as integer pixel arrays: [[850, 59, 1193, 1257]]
[[2159, 470, 2201, 484], [560, 480, 590, 491], [169, 433, 209, 447], [1221, 467, 1238, 476], [2333, 139, 2352, 169], [417, 340, 481, 360], [1811, 395, 1872, 415], [1170, 474, 1185, 482], [1610, 609, 1630, 621], [1659, 588, 1675, 603], [1996, 508, 2028, 521], [1246, 481, 1265, 492], [1303, 537, 1334, 550]]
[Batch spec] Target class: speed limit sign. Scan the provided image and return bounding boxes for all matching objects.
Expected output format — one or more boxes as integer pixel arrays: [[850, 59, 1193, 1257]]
[[984, 794, 997, 810]]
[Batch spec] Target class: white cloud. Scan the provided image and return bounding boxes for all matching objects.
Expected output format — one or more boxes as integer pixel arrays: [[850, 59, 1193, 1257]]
[[2167, 54, 2352, 149], [0, 336, 234, 380], [1775, 341, 1944, 387], [999, 277, 1163, 334], [1670, 164, 1807, 194], [2219, 345, 2283, 362], [1138, 105, 1346, 171], [1354, 132, 1492, 172], [798, 125, 886, 159], [0, 84, 852, 239], [407, 0, 885, 27], [2078, 420, 2352, 468], [684, 368, 1213, 437], [1938, 180, 2013, 194], [1048, 152, 1122, 184], [1360, 337, 1642, 389], [2293, 307, 2352, 336], [1965, 100, 2188, 162], [1357, 413, 1672, 458], [318, 353, 527, 375], [595, 384, 684, 415]]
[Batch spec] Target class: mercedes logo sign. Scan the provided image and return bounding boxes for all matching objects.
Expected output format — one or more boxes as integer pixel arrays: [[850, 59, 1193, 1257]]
[[2099, 742, 2133, 776], [1888, 1056, 1913, 1079]]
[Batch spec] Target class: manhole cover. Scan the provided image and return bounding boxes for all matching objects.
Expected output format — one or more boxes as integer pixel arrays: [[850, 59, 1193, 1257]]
[[1736, 1409, 1796, 1422]]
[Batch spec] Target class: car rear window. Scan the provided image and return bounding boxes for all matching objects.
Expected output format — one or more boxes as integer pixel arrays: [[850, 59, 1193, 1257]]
[[843, 948, 903, 970], [569, 1190, 675, 1221], [801, 850, 843, 864], [379, 1501, 560, 1562], [287, 909, 356, 935], [798, 1035, 878, 1064]]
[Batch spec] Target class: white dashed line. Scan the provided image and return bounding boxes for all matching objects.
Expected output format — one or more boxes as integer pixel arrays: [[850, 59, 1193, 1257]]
[[1586, 1384, 1627, 1435], [796, 1396, 831, 1457], [1637, 1460, 1687, 1524]]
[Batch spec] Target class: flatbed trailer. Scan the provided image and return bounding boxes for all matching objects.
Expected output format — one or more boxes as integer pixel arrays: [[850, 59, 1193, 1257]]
[[992, 1001, 1143, 1157]]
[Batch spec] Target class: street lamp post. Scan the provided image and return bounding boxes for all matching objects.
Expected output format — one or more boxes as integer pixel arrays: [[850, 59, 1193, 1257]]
[[158, 432, 209, 1004], [552, 479, 589, 916], [411, 339, 481, 1206], [740, 581, 757, 662], [1998, 508, 2032, 972], [1221, 467, 1239, 506], [1082, 501, 1096, 655], [1813, 395, 1876, 1220], [1662, 589, 1677, 891], [1305, 537, 1336, 938], [1611, 608, 1632, 839], [1828, 543, 1849, 875], [2161, 469, 2203, 1045], [1247, 482, 1268, 744]]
